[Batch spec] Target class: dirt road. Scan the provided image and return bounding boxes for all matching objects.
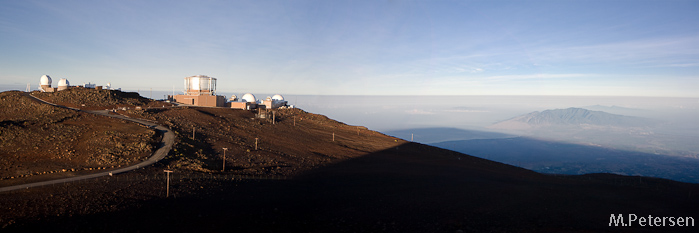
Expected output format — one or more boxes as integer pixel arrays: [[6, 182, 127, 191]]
[[0, 93, 174, 193]]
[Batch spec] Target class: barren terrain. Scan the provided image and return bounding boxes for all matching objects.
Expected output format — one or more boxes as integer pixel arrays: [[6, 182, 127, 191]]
[[0, 91, 158, 186], [0, 89, 697, 232]]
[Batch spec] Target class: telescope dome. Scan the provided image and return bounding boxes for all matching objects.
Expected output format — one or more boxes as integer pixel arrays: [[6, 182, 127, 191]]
[[242, 93, 256, 103], [40, 75, 52, 86]]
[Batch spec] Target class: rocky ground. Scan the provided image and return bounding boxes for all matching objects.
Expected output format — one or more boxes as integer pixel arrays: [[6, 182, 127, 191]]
[[32, 87, 171, 110], [0, 89, 697, 232], [122, 106, 399, 177], [0, 91, 158, 186]]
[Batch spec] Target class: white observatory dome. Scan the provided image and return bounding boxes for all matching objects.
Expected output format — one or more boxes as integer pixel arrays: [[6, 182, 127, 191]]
[[58, 78, 70, 87], [241, 93, 256, 103], [272, 94, 284, 101], [40, 75, 52, 86]]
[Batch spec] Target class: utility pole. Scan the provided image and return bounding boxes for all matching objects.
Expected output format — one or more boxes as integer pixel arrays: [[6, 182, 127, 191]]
[[164, 170, 173, 198], [222, 148, 228, 172], [272, 111, 275, 125], [192, 127, 196, 140], [333, 132, 335, 142], [255, 138, 259, 150], [411, 133, 414, 142]]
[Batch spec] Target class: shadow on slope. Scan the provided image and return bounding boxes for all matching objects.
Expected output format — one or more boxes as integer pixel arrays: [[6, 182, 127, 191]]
[[4, 142, 698, 233]]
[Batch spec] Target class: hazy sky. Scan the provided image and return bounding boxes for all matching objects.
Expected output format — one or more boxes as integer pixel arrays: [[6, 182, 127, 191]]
[[1, 0, 698, 96]]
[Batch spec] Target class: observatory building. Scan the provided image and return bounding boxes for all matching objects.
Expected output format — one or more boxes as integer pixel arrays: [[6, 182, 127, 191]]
[[263, 94, 288, 109], [229, 93, 258, 110], [57, 78, 70, 91], [38, 75, 117, 92], [39, 75, 55, 92], [228, 93, 288, 110], [39, 75, 71, 92], [173, 75, 226, 107]]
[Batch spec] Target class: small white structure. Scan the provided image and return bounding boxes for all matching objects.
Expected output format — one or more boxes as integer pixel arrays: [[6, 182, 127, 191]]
[[104, 82, 121, 91], [39, 75, 54, 92], [241, 93, 256, 103], [81, 82, 96, 88], [263, 94, 288, 109], [57, 78, 70, 91]]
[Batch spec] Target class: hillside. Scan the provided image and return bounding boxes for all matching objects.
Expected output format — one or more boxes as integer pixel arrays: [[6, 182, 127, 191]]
[[121, 105, 402, 176], [490, 107, 654, 130], [32, 87, 171, 110], [0, 91, 158, 186], [0, 90, 697, 232]]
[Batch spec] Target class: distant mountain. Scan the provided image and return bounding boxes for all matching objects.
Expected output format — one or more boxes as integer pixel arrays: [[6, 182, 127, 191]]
[[490, 107, 653, 130], [582, 105, 647, 116]]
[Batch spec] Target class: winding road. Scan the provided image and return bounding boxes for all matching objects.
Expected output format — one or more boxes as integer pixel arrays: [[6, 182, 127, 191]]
[[0, 93, 175, 193]]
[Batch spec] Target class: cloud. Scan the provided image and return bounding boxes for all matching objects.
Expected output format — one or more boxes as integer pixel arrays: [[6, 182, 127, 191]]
[[405, 109, 435, 115], [444, 109, 490, 113], [486, 73, 589, 81], [663, 63, 699, 68], [525, 36, 699, 67]]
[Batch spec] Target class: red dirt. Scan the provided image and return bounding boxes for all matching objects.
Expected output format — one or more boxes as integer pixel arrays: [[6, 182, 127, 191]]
[[0, 91, 158, 186]]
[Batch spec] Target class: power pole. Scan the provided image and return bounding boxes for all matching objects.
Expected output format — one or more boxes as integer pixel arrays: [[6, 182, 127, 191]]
[[255, 138, 259, 150], [164, 170, 173, 198], [332, 132, 335, 142], [192, 127, 196, 140], [411, 133, 414, 142], [272, 111, 275, 125], [222, 148, 228, 172]]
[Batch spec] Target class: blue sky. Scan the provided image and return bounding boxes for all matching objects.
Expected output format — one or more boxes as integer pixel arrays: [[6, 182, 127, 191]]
[[1, 0, 698, 96]]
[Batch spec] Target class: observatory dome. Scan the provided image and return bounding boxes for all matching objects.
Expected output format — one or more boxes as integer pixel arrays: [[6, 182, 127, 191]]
[[242, 93, 256, 103], [272, 94, 284, 101], [58, 78, 70, 87], [40, 75, 52, 86]]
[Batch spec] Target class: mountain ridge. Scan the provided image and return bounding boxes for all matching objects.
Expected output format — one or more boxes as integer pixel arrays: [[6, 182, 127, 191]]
[[490, 107, 654, 130]]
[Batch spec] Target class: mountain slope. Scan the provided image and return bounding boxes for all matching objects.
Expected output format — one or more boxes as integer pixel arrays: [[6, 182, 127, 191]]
[[1, 90, 698, 232], [490, 107, 653, 130], [0, 91, 158, 186]]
